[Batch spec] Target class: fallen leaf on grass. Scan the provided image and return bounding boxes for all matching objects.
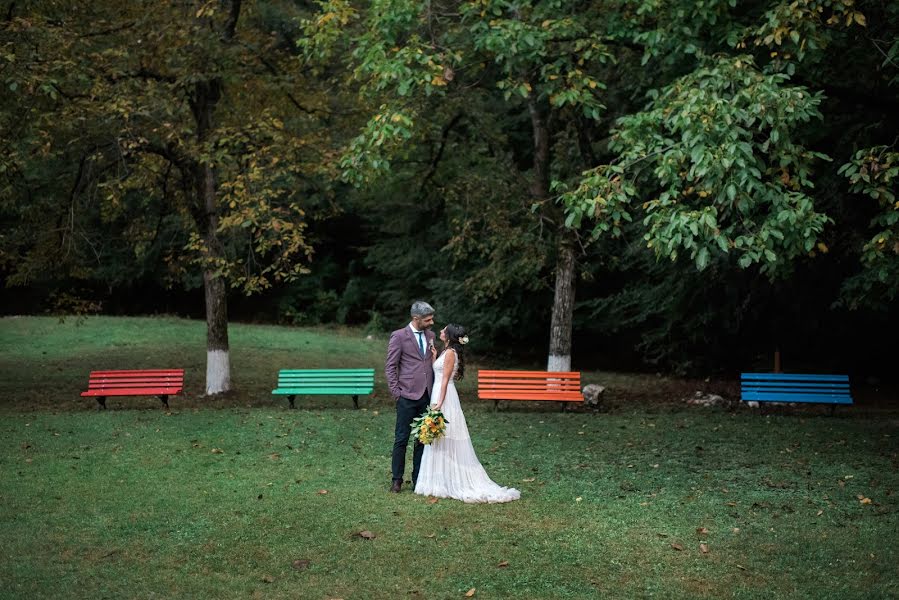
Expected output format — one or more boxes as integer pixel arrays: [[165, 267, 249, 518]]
[[497, 560, 509, 568], [262, 575, 275, 583], [671, 543, 684, 551], [292, 559, 311, 570], [211, 448, 224, 454], [465, 589, 476, 597], [427, 497, 439, 504], [521, 477, 536, 483], [696, 527, 709, 535], [699, 543, 709, 554], [425, 534, 436, 539], [858, 496, 872, 505], [736, 565, 747, 571], [317, 489, 329, 495], [357, 530, 376, 540], [816, 510, 824, 516]]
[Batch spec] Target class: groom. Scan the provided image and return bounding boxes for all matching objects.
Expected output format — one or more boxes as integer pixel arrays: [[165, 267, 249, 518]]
[[385, 300, 436, 493]]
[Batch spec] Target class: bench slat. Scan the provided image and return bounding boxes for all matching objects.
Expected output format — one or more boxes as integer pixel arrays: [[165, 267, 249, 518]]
[[479, 392, 583, 401], [478, 382, 582, 389], [82, 387, 182, 397], [479, 370, 580, 379], [279, 369, 375, 375], [742, 393, 853, 404], [87, 377, 184, 384], [742, 386, 850, 394], [741, 373, 848, 382], [273, 387, 374, 394], [91, 369, 184, 375], [276, 376, 374, 382]]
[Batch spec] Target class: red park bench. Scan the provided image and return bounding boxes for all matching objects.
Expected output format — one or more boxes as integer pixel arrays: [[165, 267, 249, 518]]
[[80, 369, 185, 409]]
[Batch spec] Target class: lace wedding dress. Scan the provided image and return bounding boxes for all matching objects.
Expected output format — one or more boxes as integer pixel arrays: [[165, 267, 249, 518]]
[[415, 351, 521, 503]]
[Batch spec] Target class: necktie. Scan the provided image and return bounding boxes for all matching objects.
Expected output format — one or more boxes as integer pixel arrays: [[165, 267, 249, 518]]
[[416, 331, 425, 357]]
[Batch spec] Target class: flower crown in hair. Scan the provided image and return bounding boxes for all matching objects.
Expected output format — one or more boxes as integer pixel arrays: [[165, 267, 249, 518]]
[[458, 335, 469, 345]]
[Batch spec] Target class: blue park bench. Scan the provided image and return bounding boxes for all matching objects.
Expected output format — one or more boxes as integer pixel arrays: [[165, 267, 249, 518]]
[[740, 373, 853, 409], [271, 368, 375, 409]]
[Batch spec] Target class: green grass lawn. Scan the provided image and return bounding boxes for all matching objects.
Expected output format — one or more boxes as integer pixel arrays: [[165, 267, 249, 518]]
[[1, 316, 897, 599]]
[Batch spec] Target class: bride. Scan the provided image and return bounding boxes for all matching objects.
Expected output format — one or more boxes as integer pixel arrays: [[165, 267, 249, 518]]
[[414, 324, 520, 504]]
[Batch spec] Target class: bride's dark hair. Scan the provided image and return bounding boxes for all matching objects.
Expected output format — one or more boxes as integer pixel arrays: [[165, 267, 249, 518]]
[[444, 323, 466, 380]]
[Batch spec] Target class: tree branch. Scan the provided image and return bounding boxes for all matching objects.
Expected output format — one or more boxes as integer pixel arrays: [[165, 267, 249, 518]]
[[419, 112, 464, 193]]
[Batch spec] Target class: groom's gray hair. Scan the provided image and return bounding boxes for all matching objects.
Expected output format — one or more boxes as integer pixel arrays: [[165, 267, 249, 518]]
[[410, 301, 435, 317]]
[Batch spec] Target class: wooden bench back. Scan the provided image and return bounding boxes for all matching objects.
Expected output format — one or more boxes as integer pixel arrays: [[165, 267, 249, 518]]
[[477, 370, 583, 402], [81, 369, 184, 397], [740, 373, 852, 405], [274, 369, 375, 394]]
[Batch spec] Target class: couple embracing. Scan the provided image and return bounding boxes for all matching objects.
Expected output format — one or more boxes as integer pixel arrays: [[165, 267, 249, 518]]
[[385, 301, 520, 504]]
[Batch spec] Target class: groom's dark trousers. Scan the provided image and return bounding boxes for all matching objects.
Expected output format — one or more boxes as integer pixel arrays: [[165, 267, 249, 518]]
[[392, 391, 430, 485]]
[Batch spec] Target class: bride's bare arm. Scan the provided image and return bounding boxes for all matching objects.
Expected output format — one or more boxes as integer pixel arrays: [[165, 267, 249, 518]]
[[436, 349, 455, 410]]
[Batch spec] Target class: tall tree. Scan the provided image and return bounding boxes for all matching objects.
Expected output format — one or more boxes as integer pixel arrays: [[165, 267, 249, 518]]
[[302, 0, 613, 370], [2, 1, 333, 393]]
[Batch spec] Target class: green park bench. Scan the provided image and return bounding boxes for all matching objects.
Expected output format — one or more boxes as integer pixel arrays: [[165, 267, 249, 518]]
[[271, 368, 375, 409], [80, 368, 185, 409]]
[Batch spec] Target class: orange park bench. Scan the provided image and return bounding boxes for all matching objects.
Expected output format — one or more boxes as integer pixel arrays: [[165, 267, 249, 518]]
[[477, 370, 583, 410], [80, 369, 185, 409]]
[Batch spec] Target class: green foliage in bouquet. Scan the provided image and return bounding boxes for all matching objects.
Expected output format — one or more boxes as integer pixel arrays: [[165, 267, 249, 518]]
[[410, 409, 448, 445]]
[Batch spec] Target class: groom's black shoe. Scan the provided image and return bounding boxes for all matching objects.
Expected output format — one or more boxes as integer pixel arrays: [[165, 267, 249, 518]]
[[389, 479, 402, 493]]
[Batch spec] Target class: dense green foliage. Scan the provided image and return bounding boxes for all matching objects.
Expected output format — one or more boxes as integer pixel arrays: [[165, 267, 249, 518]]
[[1, 0, 897, 373]]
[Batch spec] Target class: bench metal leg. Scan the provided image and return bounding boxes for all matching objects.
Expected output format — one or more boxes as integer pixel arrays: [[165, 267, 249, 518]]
[[494, 400, 499, 413], [159, 394, 169, 409], [352, 395, 359, 410], [97, 396, 106, 410], [287, 395, 296, 409]]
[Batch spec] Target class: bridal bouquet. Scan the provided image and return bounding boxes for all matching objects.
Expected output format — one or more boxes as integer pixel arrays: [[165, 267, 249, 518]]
[[410, 408, 448, 445]]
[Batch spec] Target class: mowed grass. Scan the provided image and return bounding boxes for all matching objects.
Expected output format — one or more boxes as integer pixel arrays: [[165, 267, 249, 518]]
[[0, 316, 897, 599]]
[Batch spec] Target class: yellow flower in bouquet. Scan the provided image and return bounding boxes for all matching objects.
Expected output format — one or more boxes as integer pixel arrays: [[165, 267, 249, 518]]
[[410, 408, 448, 445]]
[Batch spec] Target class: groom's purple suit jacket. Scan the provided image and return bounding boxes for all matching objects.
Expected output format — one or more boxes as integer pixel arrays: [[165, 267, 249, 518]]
[[385, 325, 435, 400]]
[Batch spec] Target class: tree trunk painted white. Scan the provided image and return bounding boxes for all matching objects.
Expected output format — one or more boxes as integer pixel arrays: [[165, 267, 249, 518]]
[[206, 348, 231, 395], [547, 354, 571, 372], [201, 161, 231, 395], [190, 77, 232, 396], [527, 93, 577, 373]]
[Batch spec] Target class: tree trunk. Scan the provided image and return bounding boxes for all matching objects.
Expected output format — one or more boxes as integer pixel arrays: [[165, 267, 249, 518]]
[[202, 161, 231, 395], [191, 78, 231, 395], [548, 231, 576, 372], [527, 93, 576, 372]]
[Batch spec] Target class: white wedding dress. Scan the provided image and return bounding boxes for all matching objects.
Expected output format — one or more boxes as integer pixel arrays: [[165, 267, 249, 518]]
[[415, 351, 521, 503]]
